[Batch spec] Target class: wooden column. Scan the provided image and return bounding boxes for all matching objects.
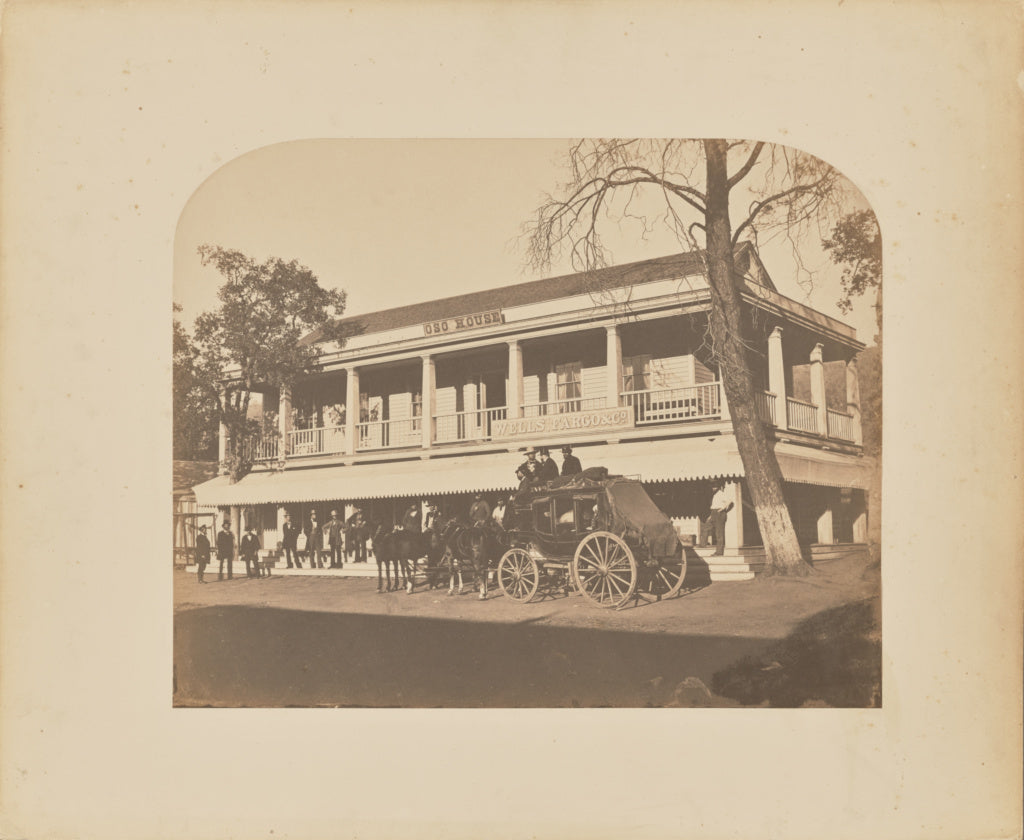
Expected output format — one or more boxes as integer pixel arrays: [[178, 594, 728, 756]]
[[846, 356, 863, 445], [810, 343, 827, 436], [724, 480, 744, 550], [507, 340, 523, 419], [229, 505, 241, 575], [768, 326, 787, 428], [421, 354, 435, 449], [345, 366, 359, 455], [817, 504, 834, 545], [278, 384, 292, 458], [605, 324, 622, 408], [218, 387, 230, 474]]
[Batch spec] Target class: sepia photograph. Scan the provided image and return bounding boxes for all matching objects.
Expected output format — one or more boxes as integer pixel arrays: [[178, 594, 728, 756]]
[[172, 138, 882, 708]]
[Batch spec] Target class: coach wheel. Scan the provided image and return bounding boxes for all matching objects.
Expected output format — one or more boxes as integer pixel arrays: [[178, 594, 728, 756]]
[[572, 531, 637, 609], [497, 548, 540, 603], [640, 551, 688, 601]]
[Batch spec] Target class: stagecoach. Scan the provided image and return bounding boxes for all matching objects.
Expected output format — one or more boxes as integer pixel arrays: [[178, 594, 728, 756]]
[[497, 468, 688, 608]]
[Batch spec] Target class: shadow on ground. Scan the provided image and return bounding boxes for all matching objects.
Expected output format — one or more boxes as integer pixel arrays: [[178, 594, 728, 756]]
[[711, 597, 882, 707], [174, 592, 879, 708]]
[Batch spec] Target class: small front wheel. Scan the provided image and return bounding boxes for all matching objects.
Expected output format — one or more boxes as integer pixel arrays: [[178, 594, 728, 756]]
[[497, 548, 540, 603]]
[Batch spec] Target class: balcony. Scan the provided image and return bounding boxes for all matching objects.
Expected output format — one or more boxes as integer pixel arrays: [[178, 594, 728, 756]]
[[245, 380, 859, 464]]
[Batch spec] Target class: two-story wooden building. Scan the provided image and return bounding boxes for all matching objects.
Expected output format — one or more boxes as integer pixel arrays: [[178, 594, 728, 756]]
[[192, 243, 872, 581]]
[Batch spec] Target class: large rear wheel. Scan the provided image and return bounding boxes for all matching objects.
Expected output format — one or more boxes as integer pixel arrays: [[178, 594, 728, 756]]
[[572, 531, 637, 608], [639, 551, 688, 601], [497, 548, 540, 603]]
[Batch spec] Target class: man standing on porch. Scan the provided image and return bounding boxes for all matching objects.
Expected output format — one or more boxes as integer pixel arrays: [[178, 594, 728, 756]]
[[328, 509, 345, 569], [195, 525, 210, 584], [705, 481, 734, 556], [216, 520, 234, 581], [282, 511, 301, 569]]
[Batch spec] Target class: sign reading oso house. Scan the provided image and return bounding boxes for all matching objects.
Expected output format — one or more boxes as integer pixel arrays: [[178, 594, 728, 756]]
[[423, 309, 504, 336], [491, 407, 635, 440]]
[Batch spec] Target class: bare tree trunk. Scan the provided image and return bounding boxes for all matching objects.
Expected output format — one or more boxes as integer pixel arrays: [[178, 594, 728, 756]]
[[704, 140, 809, 575]]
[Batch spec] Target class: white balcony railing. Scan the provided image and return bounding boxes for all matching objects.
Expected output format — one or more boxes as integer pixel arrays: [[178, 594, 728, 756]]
[[827, 409, 856, 442], [356, 418, 422, 451], [288, 424, 347, 457], [242, 435, 279, 462], [521, 396, 607, 417], [434, 407, 508, 443], [620, 383, 721, 425], [755, 391, 778, 425], [786, 397, 819, 434]]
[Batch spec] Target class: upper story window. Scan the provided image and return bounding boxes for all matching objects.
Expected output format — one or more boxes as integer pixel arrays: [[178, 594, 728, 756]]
[[622, 355, 651, 392], [555, 362, 582, 411]]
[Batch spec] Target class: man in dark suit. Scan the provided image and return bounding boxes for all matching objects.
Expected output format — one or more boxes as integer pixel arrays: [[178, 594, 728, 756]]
[[240, 526, 261, 578], [216, 520, 234, 580], [307, 513, 324, 568], [536, 447, 559, 483], [195, 525, 211, 584], [328, 509, 345, 568], [282, 511, 301, 568], [346, 508, 367, 563], [560, 445, 582, 476]]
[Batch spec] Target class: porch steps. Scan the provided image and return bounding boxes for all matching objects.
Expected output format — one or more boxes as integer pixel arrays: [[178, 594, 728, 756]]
[[691, 547, 761, 582]]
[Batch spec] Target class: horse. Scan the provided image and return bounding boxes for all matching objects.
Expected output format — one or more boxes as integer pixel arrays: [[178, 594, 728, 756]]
[[447, 520, 508, 600], [372, 522, 430, 593]]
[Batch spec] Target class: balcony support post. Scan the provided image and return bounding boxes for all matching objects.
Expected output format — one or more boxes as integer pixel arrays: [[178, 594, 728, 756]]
[[278, 384, 292, 459], [345, 366, 359, 455], [605, 324, 621, 408], [507, 340, 523, 419], [768, 326, 787, 428], [846, 356, 863, 445], [218, 387, 230, 474], [810, 343, 828, 436], [421, 354, 435, 449]]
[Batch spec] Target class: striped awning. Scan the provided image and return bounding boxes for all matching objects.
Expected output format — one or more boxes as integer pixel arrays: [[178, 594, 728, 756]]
[[192, 436, 870, 508]]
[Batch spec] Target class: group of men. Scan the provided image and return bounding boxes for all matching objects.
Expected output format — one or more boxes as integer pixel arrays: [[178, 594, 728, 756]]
[[515, 445, 582, 489], [280, 508, 370, 570], [193, 520, 267, 583]]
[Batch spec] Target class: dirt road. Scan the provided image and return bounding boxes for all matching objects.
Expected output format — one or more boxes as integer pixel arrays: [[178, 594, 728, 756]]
[[173, 553, 880, 708]]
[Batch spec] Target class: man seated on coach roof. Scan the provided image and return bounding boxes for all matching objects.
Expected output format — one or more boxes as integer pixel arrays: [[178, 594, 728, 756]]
[[560, 445, 582, 476], [535, 447, 559, 483]]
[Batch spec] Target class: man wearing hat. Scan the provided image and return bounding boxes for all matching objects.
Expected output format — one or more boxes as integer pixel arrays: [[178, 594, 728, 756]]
[[216, 519, 235, 581], [240, 524, 262, 578], [328, 508, 345, 568], [282, 511, 301, 569], [346, 507, 368, 563], [560, 445, 582, 476], [194, 524, 211, 584], [702, 481, 734, 556], [401, 503, 422, 534], [536, 447, 559, 483], [469, 493, 491, 525]]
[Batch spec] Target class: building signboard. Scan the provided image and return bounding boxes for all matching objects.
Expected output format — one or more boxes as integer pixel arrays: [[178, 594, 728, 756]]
[[491, 406, 635, 440], [423, 309, 505, 336]]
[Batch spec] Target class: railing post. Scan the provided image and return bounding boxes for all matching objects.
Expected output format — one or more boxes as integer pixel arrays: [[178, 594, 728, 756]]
[[279, 384, 292, 460], [507, 340, 523, 419], [345, 366, 359, 455], [810, 343, 827, 436], [846, 356, 863, 445], [605, 324, 622, 408], [421, 354, 434, 449], [768, 326, 788, 429], [718, 373, 730, 422]]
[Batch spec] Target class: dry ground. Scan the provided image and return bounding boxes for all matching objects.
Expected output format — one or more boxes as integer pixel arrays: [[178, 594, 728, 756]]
[[173, 552, 881, 708]]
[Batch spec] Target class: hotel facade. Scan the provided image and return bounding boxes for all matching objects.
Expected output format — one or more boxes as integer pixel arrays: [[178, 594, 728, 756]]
[[193, 244, 872, 581]]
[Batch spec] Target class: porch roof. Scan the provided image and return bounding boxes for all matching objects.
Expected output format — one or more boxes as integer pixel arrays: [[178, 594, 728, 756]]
[[192, 436, 870, 509]]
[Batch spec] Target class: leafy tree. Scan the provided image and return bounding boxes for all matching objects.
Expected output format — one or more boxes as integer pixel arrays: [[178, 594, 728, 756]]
[[822, 209, 882, 343], [526, 139, 860, 575], [190, 246, 353, 481], [173, 303, 218, 460]]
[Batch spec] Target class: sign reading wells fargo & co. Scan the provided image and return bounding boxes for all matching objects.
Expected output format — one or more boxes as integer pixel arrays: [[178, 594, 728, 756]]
[[491, 406, 635, 440], [423, 309, 505, 336]]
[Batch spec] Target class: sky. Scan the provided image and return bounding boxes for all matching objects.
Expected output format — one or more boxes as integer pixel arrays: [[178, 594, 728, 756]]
[[174, 139, 879, 345]]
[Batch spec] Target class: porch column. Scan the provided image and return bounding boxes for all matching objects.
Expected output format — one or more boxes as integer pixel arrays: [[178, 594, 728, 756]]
[[605, 324, 622, 408], [229, 506, 241, 575], [852, 491, 868, 542], [218, 387, 229, 474], [345, 366, 359, 455], [421, 354, 435, 449], [507, 340, 523, 419], [809, 343, 827, 436], [276, 506, 288, 549], [278, 384, 292, 458], [817, 502, 834, 545], [768, 327, 787, 428], [724, 480, 744, 549], [718, 366, 731, 421], [846, 357, 863, 445]]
